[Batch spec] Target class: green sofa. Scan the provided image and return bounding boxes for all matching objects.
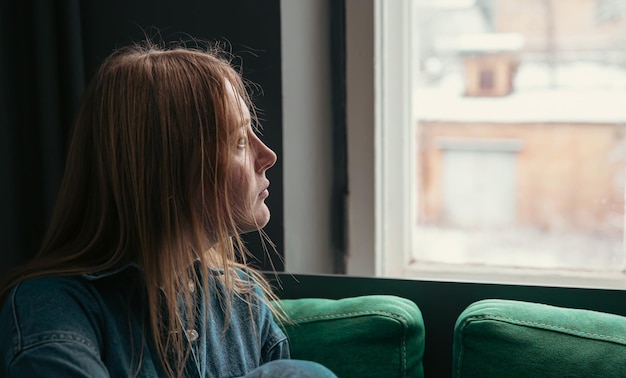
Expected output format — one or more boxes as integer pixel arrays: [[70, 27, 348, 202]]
[[274, 295, 425, 377], [271, 273, 626, 377], [453, 299, 626, 378]]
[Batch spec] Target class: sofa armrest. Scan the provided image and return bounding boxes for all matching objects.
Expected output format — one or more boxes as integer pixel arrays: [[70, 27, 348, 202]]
[[273, 295, 425, 378], [453, 299, 626, 378]]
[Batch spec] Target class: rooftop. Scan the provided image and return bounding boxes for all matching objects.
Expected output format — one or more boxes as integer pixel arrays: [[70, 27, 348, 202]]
[[415, 62, 626, 123]]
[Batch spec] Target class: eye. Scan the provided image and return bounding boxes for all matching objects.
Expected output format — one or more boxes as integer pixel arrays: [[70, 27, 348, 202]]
[[237, 136, 247, 149]]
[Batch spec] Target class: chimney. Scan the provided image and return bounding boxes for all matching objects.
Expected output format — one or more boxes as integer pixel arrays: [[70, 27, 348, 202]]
[[456, 33, 524, 97]]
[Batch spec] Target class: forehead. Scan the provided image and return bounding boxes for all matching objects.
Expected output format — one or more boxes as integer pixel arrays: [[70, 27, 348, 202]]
[[224, 80, 250, 121]]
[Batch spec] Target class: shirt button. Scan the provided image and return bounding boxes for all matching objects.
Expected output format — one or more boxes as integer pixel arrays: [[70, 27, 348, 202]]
[[188, 280, 195, 293], [186, 329, 199, 342]]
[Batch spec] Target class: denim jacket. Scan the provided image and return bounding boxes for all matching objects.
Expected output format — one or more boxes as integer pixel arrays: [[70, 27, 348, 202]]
[[0, 262, 289, 377]]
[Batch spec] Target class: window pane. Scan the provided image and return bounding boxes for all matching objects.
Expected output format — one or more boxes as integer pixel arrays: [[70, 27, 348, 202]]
[[412, 0, 626, 273]]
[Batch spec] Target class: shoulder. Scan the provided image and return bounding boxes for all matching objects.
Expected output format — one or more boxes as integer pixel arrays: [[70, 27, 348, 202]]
[[0, 276, 104, 363], [0, 276, 128, 376], [3, 276, 102, 322], [8, 274, 94, 297]]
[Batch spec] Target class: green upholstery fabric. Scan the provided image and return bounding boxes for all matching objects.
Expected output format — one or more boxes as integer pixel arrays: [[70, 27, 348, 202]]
[[453, 299, 626, 378], [273, 295, 425, 378]]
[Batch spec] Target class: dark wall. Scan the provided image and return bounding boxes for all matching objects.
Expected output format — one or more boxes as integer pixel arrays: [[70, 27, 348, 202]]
[[0, 0, 284, 278]]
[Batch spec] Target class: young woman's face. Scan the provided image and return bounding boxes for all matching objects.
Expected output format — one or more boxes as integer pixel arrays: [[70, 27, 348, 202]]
[[225, 82, 277, 234]]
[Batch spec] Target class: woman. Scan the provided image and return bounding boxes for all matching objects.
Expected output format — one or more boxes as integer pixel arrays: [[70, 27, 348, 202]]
[[0, 42, 335, 377]]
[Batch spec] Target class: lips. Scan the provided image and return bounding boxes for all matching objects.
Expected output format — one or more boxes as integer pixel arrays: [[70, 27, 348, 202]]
[[259, 182, 270, 198]]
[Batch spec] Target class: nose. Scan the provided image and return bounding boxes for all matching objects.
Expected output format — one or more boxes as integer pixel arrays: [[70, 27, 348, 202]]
[[252, 134, 277, 173]]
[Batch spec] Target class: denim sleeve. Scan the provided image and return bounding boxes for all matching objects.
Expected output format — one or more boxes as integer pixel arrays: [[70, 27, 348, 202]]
[[0, 278, 109, 378], [261, 320, 290, 363], [6, 341, 109, 377], [256, 290, 290, 363]]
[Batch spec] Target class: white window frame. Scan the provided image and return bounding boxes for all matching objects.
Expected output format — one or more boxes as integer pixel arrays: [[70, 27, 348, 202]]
[[345, 0, 626, 290], [345, 0, 415, 277]]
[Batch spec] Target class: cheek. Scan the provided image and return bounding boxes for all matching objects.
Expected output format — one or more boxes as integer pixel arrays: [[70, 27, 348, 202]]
[[227, 164, 253, 213]]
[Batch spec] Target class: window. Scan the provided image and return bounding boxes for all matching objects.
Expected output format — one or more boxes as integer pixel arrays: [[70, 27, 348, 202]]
[[478, 68, 494, 90], [346, 0, 626, 289]]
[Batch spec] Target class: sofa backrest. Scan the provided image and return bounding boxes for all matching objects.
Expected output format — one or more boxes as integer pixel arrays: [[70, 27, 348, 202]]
[[274, 295, 425, 378], [453, 299, 626, 377]]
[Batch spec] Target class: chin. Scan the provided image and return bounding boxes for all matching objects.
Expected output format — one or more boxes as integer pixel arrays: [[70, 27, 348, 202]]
[[238, 209, 271, 234], [255, 204, 271, 228], [239, 222, 268, 235], [255, 213, 271, 229]]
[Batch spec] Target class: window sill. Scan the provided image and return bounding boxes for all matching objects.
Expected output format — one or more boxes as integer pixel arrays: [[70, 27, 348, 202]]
[[403, 260, 626, 290]]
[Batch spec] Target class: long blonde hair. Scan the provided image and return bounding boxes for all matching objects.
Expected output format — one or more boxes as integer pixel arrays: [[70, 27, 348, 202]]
[[0, 41, 282, 377]]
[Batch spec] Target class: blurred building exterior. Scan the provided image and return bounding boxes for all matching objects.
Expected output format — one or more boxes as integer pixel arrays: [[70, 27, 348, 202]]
[[414, 0, 626, 244]]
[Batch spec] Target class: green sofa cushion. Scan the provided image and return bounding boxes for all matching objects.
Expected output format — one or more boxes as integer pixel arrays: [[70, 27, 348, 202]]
[[273, 295, 425, 378], [453, 299, 626, 378]]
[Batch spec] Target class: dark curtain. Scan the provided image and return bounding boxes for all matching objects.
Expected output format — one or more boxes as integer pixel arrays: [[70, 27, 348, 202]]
[[0, 0, 84, 279], [0, 0, 285, 280]]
